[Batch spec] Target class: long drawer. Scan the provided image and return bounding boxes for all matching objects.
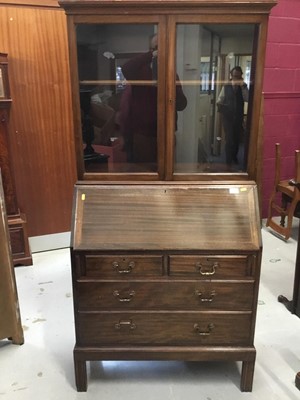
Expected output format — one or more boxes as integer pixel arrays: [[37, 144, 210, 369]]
[[76, 280, 254, 311], [76, 311, 252, 346]]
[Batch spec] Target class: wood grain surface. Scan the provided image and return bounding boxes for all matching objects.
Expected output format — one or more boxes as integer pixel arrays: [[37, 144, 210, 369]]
[[72, 184, 262, 251], [0, 4, 77, 236]]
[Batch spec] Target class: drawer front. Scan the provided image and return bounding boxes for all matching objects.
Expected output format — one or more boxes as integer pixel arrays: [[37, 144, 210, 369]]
[[84, 255, 163, 277], [169, 255, 254, 279], [76, 312, 252, 346], [76, 281, 254, 311]]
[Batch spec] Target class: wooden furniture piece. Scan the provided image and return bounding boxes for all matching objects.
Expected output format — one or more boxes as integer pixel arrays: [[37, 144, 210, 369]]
[[0, 53, 32, 266], [60, 0, 276, 392], [276, 208, 300, 390], [278, 218, 300, 316], [71, 183, 262, 392], [0, 173, 24, 345], [266, 143, 300, 240]]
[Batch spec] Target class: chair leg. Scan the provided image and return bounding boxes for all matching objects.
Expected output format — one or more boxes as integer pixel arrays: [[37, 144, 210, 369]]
[[266, 191, 277, 228], [280, 195, 289, 227], [284, 201, 298, 240], [266, 194, 296, 240]]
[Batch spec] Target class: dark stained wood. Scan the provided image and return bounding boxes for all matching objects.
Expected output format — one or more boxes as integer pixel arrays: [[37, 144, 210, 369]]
[[62, 5, 274, 184], [76, 281, 255, 311], [72, 184, 261, 251], [77, 312, 253, 346], [61, 0, 276, 393], [71, 183, 261, 392], [60, 0, 277, 13], [84, 255, 163, 277]]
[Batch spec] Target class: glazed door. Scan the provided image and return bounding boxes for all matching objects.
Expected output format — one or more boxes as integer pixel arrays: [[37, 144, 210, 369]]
[[166, 15, 268, 181], [68, 16, 167, 180], [68, 14, 268, 183]]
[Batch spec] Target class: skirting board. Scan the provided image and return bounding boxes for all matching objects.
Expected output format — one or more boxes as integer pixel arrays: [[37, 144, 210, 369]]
[[29, 231, 71, 253]]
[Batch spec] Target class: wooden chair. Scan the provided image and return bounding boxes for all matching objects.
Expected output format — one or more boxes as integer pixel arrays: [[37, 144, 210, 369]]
[[266, 143, 300, 240]]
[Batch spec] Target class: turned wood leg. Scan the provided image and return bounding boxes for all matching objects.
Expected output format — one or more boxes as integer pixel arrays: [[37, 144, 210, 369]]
[[74, 358, 87, 392], [240, 360, 255, 392]]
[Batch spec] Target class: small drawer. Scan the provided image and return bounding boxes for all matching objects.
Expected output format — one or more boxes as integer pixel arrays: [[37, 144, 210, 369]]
[[77, 281, 165, 310], [76, 280, 254, 311], [76, 311, 252, 346], [84, 255, 163, 277], [169, 255, 254, 279]]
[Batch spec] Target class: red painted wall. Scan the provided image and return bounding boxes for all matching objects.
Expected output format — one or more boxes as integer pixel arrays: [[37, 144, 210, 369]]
[[262, 0, 300, 218]]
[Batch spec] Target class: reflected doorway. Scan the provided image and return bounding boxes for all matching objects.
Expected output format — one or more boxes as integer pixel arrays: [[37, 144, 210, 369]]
[[175, 23, 255, 173]]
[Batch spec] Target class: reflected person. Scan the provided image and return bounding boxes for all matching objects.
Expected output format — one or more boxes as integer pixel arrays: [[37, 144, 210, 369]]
[[217, 66, 249, 167], [120, 34, 187, 163]]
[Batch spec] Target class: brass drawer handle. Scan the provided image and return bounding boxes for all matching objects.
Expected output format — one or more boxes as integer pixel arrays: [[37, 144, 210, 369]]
[[194, 289, 216, 302], [195, 262, 218, 276], [115, 320, 136, 330], [112, 261, 135, 274], [193, 323, 215, 336], [113, 290, 135, 302]]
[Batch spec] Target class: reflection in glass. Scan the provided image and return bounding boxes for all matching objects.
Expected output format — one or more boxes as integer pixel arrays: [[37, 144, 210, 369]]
[[120, 33, 159, 164], [76, 24, 159, 173], [76, 22, 256, 175], [217, 66, 249, 166], [174, 24, 255, 174]]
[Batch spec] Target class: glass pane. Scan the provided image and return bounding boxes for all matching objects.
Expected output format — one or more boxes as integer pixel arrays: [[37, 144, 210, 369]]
[[174, 24, 255, 174], [76, 24, 159, 173]]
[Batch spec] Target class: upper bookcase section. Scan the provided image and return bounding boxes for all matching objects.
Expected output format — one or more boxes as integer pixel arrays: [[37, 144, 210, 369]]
[[59, 0, 277, 182]]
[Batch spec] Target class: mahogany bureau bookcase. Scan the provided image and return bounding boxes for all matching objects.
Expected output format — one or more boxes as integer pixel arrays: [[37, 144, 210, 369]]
[[59, 0, 277, 392]]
